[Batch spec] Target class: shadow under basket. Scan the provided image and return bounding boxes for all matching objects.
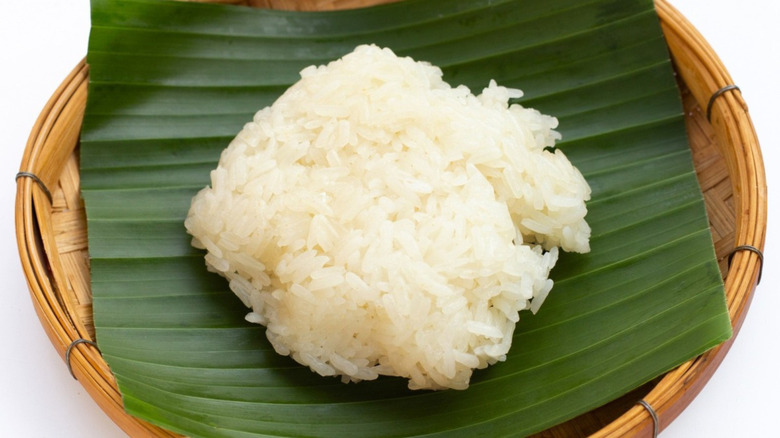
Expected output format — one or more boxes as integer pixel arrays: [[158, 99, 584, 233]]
[[15, 0, 766, 436]]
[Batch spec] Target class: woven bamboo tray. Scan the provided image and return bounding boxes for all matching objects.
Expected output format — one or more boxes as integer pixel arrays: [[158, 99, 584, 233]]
[[15, 0, 766, 436]]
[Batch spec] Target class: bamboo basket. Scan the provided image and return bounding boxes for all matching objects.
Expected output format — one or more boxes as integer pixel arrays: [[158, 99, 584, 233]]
[[15, 0, 766, 436]]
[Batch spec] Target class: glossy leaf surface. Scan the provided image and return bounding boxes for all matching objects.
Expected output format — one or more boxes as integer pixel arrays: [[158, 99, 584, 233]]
[[82, 0, 731, 436]]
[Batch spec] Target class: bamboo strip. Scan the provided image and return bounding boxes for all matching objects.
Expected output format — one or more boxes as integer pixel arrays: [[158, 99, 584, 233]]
[[15, 61, 181, 438]]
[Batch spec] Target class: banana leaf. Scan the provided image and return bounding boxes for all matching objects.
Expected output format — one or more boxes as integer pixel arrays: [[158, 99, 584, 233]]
[[80, 0, 731, 436]]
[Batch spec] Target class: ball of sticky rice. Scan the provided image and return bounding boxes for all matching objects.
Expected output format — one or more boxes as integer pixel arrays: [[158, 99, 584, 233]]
[[185, 44, 591, 390]]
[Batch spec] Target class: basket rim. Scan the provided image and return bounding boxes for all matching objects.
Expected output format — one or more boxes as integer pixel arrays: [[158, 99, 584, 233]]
[[15, 0, 766, 436]]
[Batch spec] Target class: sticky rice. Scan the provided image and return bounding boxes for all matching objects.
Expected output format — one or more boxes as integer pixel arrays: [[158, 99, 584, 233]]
[[185, 44, 591, 390]]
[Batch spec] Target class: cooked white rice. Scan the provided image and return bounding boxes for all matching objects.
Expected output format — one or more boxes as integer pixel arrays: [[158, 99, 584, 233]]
[[185, 44, 591, 390]]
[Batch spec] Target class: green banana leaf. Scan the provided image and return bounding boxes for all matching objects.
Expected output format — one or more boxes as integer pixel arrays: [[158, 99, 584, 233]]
[[80, 0, 731, 436]]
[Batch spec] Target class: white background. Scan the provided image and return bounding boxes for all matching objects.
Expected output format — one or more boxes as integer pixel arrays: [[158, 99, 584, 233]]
[[1, 1, 776, 436]]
